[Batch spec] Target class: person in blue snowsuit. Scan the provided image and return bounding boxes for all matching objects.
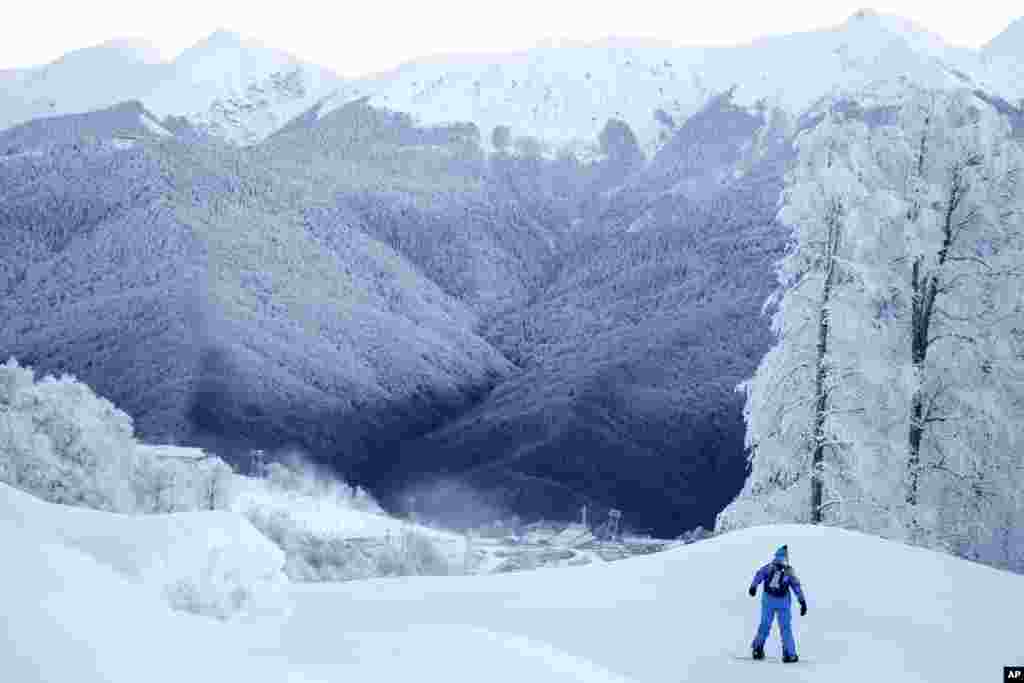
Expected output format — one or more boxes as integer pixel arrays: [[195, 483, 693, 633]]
[[748, 545, 807, 663]]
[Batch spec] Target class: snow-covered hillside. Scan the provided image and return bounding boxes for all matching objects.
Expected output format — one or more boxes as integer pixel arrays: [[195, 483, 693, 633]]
[[984, 17, 1024, 60], [144, 30, 342, 144], [3, 488, 1015, 682], [318, 10, 1024, 153]]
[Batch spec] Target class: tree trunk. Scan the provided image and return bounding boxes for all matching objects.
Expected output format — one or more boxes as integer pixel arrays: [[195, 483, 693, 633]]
[[906, 162, 962, 509], [810, 199, 842, 523], [907, 259, 926, 506], [810, 307, 829, 522]]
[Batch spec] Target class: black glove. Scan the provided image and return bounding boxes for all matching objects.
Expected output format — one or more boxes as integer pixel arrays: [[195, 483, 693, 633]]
[[748, 586, 757, 597], [799, 601, 807, 617]]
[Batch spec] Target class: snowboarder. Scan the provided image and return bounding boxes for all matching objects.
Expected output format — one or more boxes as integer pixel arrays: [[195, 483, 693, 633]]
[[747, 545, 807, 663]]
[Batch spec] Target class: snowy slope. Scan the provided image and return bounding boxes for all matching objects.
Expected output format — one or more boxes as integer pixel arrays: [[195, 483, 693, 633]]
[[7, 496, 1014, 683], [984, 17, 1024, 61], [319, 10, 1023, 153], [143, 30, 343, 144], [0, 483, 288, 619], [0, 485, 314, 683], [262, 523, 1016, 682]]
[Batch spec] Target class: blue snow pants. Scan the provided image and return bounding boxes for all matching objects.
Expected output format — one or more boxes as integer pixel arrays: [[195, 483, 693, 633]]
[[752, 599, 797, 657]]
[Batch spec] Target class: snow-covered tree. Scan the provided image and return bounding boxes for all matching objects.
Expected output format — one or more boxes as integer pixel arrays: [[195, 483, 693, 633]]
[[0, 358, 238, 514], [198, 458, 235, 511], [491, 125, 511, 152], [720, 88, 1024, 566], [0, 358, 137, 510], [882, 89, 1024, 552], [716, 112, 887, 531]]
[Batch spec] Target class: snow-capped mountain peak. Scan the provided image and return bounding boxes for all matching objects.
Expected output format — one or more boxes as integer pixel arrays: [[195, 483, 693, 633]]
[[0, 29, 343, 145], [141, 29, 344, 144], [189, 28, 245, 50], [168, 29, 299, 89], [984, 16, 1024, 60], [95, 38, 165, 65], [841, 8, 952, 57]]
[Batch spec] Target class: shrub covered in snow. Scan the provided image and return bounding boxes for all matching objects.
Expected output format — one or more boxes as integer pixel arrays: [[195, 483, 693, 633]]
[[158, 529, 289, 620], [134, 445, 236, 513]]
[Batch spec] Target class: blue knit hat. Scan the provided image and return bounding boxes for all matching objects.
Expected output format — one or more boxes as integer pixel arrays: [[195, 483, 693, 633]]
[[773, 545, 789, 564]]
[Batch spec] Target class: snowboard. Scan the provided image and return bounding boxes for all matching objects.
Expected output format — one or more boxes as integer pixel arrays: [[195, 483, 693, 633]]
[[731, 654, 812, 665]]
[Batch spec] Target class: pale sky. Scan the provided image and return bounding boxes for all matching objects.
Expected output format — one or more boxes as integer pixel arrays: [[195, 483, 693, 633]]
[[2, 1, 1020, 77]]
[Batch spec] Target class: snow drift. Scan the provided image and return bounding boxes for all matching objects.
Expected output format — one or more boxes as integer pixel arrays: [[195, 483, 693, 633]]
[[0, 515, 313, 683], [0, 482, 288, 619]]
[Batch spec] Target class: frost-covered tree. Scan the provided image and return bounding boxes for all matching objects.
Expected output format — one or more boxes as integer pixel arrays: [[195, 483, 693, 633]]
[[716, 113, 886, 530], [0, 358, 238, 514], [198, 458, 235, 511], [0, 358, 136, 510], [880, 89, 1024, 551], [720, 89, 1024, 566], [513, 135, 545, 159], [491, 125, 511, 152], [598, 118, 644, 169]]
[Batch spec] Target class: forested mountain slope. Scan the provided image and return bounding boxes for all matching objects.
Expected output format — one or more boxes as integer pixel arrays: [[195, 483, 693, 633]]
[[0, 134, 510, 468], [375, 99, 790, 535]]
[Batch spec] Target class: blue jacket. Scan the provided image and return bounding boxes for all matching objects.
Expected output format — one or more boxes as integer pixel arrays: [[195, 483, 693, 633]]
[[750, 561, 806, 606]]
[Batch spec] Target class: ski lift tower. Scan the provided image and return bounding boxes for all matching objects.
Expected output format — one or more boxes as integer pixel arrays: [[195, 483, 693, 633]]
[[608, 508, 622, 541], [250, 449, 267, 478]]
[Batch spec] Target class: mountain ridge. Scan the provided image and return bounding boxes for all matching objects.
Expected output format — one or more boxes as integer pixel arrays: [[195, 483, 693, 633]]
[[4, 12, 1023, 147]]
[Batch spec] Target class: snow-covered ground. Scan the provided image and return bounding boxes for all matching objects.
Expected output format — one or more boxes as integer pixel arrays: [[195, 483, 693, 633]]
[[3, 480, 1016, 682], [0, 483, 288, 619], [257, 523, 1017, 682]]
